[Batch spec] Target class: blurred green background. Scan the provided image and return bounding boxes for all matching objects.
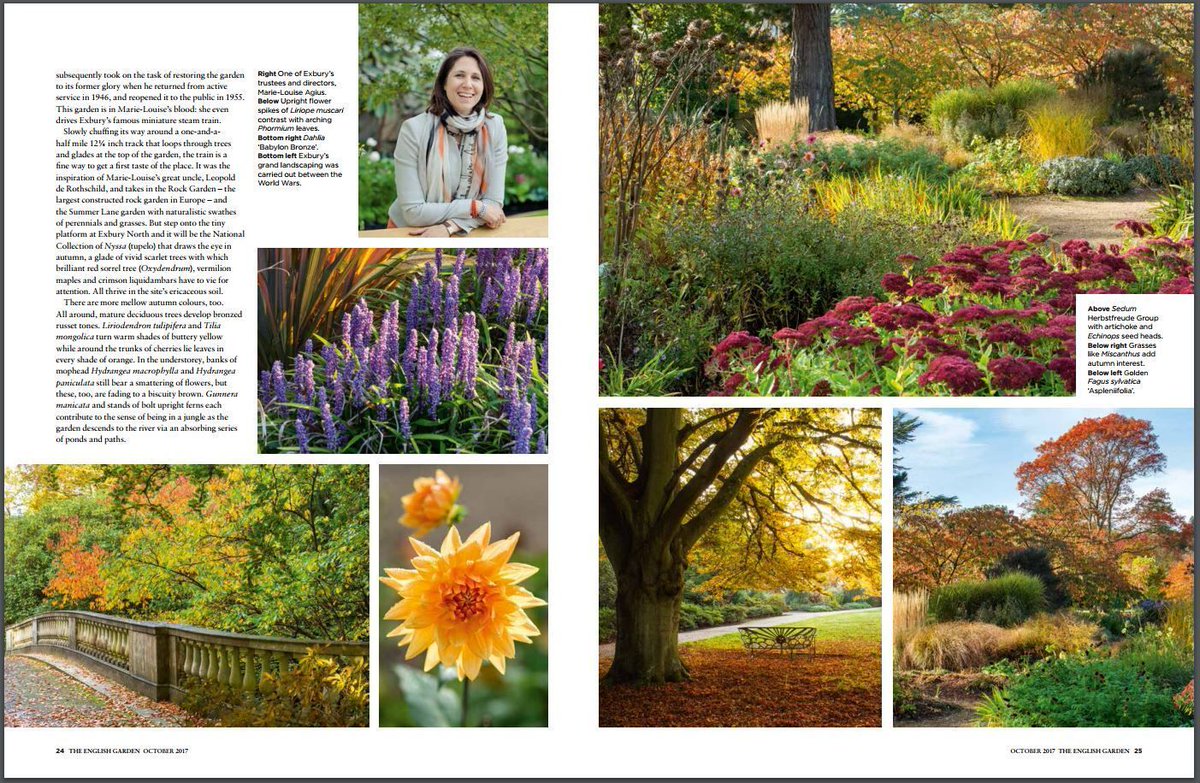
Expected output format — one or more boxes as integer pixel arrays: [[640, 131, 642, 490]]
[[378, 464, 548, 728], [359, 3, 549, 229]]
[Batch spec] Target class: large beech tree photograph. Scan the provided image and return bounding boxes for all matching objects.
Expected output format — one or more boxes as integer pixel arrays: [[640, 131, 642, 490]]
[[893, 409, 1194, 728], [599, 407, 882, 727]]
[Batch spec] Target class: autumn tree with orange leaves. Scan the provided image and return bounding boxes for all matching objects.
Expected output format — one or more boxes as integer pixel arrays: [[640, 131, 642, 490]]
[[1016, 414, 1167, 537], [893, 502, 1023, 590], [4, 465, 370, 640]]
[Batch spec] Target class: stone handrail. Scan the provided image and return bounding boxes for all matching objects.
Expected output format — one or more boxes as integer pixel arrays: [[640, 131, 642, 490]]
[[4, 610, 366, 703]]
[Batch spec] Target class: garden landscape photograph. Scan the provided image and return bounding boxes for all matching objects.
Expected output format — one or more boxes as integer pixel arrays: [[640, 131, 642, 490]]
[[3, 465, 370, 728], [599, 3, 1194, 397], [599, 407, 882, 726], [893, 409, 1194, 727]]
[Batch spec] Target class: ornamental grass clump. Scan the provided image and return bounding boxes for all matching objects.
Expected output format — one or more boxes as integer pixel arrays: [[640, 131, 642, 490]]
[[707, 230, 1193, 397], [259, 249, 548, 454]]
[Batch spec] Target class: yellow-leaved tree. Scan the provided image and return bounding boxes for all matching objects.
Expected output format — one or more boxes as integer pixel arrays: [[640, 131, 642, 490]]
[[599, 408, 880, 685]]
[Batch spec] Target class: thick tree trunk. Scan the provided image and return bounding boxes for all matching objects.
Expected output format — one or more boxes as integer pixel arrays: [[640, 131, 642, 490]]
[[790, 3, 837, 131], [603, 534, 688, 684]]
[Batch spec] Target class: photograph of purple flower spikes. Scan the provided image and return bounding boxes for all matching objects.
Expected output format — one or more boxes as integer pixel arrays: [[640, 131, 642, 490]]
[[258, 248, 548, 454]]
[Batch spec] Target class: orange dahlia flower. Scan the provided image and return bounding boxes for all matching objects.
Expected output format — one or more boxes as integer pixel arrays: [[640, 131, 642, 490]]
[[381, 522, 546, 681], [399, 469, 462, 536]]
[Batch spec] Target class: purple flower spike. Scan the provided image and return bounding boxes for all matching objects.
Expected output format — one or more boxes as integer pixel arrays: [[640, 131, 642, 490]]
[[511, 397, 533, 454], [295, 418, 310, 454], [454, 249, 466, 279], [398, 398, 412, 442], [429, 278, 443, 327], [321, 344, 339, 389], [259, 370, 273, 406], [406, 279, 421, 334], [304, 338, 314, 356], [535, 430, 547, 454], [434, 248, 443, 269], [440, 321, 459, 399], [318, 388, 339, 451], [498, 265, 519, 322], [294, 354, 315, 409], [444, 273, 460, 329], [482, 278, 499, 316], [342, 312, 353, 348], [460, 313, 479, 400], [386, 301, 401, 366], [416, 346, 430, 398], [403, 329, 419, 382], [539, 333, 548, 379], [332, 381, 346, 418], [271, 361, 287, 405]]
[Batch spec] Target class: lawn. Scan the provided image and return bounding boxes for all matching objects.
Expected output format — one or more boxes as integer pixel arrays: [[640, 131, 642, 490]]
[[600, 609, 881, 727], [688, 609, 880, 651]]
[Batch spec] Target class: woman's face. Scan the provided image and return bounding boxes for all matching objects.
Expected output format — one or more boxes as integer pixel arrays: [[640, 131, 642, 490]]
[[443, 56, 484, 117]]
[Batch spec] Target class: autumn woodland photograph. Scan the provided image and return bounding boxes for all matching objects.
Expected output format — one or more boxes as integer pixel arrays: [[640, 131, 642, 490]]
[[893, 409, 1194, 727], [599, 3, 1194, 397], [3, 465, 370, 728], [599, 407, 882, 727]]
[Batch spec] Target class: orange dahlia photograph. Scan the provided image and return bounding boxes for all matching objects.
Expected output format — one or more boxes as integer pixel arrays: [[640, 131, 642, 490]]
[[379, 465, 548, 727]]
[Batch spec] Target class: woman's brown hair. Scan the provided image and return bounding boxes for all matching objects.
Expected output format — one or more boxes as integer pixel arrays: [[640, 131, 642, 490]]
[[427, 47, 494, 118]]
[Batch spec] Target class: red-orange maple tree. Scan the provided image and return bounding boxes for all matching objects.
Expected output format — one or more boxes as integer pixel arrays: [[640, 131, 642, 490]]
[[1016, 414, 1167, 537]]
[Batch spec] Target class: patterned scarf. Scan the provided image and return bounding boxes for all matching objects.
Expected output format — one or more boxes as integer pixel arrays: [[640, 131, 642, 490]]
[[425, 111, 492, 203]]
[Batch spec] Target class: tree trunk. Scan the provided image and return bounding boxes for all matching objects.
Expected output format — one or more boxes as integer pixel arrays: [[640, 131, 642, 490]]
[[790, 3, 837, 131], [603, 534, 688, 684]]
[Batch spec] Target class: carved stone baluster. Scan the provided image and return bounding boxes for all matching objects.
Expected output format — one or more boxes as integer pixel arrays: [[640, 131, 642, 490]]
[[215, 644, 229, 683], [255, 650, 272, 694], [228, 647, 242, 689], [241, 649, 256, 692], [204, 643, 218, 681]]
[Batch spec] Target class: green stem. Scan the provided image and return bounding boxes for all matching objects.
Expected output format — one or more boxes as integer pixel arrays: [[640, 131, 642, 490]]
[[460, 678, 470, 728]]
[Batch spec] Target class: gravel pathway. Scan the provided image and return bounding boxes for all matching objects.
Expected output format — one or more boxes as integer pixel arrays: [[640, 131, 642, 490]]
[[1006, 189, 1159, 247], [598, 607, 877, 658], [4, 652, 205, 727]]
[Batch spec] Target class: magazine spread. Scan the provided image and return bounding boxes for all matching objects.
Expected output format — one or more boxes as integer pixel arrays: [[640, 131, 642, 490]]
[[2, 1, 1195, 779]]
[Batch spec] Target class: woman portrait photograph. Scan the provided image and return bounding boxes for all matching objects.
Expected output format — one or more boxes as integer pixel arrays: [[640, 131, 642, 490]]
[[360, 3, 549, 238]]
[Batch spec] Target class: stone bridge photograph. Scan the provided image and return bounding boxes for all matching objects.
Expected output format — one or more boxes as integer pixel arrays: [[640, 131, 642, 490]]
[[4, 464, 370, 727]]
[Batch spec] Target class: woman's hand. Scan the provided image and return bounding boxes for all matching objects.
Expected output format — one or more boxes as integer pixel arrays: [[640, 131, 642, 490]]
[[409, 224, 452, 237], [480, 202, 506, 228]]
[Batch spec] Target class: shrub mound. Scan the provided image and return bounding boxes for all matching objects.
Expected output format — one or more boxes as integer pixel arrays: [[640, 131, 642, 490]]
[[1040, 156, 1133, 196], [930, 573, 1046, 626]]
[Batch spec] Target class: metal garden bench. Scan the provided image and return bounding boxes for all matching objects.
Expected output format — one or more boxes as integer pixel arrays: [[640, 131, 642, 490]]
[[737, 625, 817, 657]]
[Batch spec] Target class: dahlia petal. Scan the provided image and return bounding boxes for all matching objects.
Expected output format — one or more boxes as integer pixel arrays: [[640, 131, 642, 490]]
[[423, 644, 441, 672], [464, 521, 491, 549], [462, 652, 483, 681], [409, 538, 440, 558], [499, 562, 539, 585], [482, 533, 520, 565], [489, 654, 507, 675]]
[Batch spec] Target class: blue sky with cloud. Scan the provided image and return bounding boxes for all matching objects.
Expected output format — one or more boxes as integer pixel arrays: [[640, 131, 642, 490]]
[[898, 408, 1194, 519]]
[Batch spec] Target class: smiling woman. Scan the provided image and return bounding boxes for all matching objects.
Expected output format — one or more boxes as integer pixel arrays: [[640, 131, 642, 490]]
[[389, 47, 509, 237]]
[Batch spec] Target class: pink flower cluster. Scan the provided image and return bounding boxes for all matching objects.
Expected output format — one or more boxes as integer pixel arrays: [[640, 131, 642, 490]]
[[707, 231, 1194, 397]]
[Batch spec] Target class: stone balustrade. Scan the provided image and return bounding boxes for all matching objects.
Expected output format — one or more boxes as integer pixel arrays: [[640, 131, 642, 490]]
[[4, 611, 366, 703]]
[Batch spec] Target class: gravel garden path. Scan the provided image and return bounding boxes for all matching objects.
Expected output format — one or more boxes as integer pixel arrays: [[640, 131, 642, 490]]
[[1006, 188, 1159, 247], [4, 652, 205, 727]]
